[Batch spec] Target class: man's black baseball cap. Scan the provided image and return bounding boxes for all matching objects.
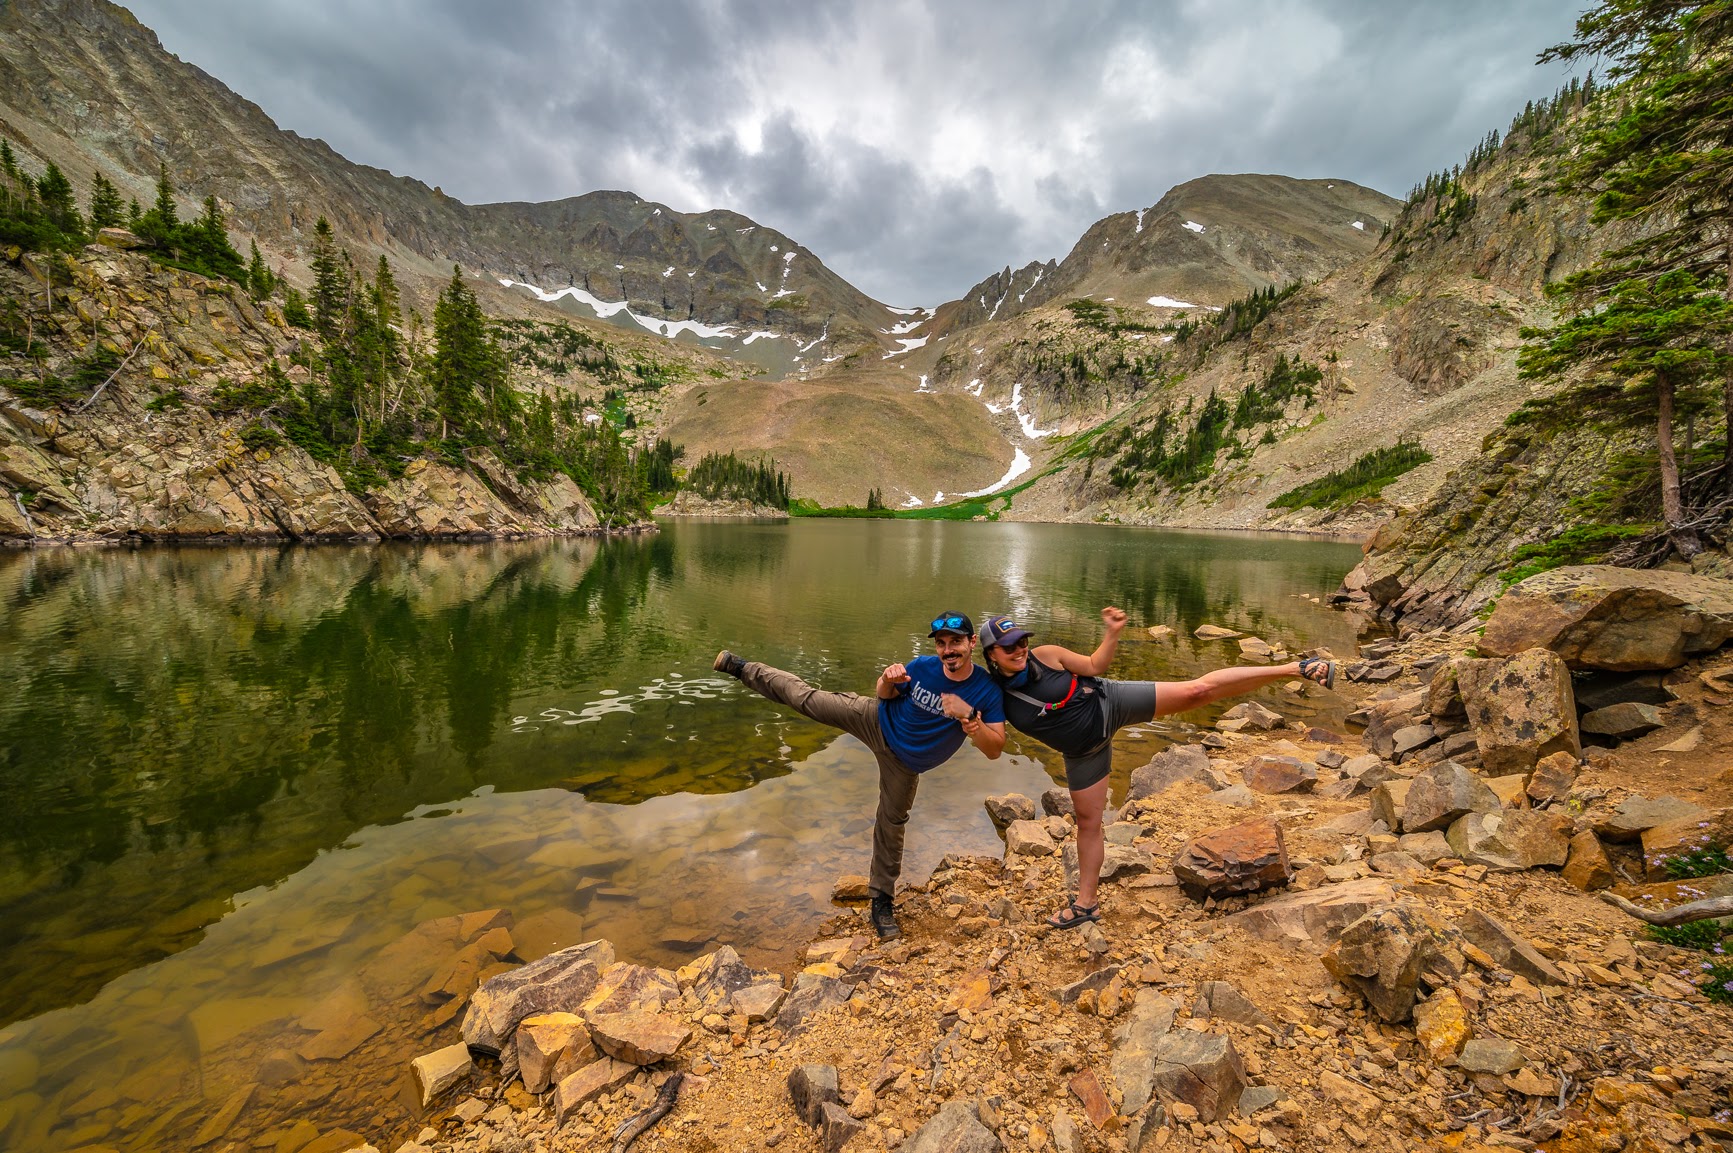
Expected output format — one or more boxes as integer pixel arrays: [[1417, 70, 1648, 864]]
[[927, 611, 975, 638]]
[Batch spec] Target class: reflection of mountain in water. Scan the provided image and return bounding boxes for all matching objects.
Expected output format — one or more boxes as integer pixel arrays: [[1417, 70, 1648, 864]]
[[0, 521, 1363, 1027]]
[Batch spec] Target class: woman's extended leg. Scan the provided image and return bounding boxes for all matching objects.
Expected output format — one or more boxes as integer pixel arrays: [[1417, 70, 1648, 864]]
[[1154, 660, 1328, 717]]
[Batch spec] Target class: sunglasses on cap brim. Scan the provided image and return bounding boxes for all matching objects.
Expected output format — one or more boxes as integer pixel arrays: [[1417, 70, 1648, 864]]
[[930, 614, 968, 634]]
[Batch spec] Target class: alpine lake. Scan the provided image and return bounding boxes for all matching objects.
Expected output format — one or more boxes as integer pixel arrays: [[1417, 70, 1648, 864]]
[[0, 518, 1369, 1152]]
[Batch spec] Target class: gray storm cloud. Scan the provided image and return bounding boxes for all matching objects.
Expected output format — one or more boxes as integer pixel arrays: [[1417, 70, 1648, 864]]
[[127, 0, 1586, 305]]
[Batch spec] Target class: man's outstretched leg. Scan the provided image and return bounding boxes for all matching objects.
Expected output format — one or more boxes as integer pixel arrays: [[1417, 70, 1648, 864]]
[[716, 650, 881, 744]]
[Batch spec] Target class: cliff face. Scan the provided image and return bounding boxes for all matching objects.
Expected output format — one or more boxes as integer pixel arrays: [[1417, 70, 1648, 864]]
[[0, 245, 607, 543]]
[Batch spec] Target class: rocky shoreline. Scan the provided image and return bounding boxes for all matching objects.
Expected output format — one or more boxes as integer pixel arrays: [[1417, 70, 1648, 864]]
[[249, 567, 1732, 1153]]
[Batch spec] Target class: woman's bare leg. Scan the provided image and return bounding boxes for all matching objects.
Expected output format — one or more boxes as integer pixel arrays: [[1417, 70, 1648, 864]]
[[1061, 777, 1110, 920], [1154, 661, 1320, 717]]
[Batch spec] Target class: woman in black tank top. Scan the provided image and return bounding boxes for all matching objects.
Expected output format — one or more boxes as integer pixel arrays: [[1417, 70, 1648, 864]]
[[980, 607, 1335, 930]]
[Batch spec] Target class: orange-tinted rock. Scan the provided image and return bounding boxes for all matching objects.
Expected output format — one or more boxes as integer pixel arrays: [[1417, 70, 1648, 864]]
[[1241, 755, 1317, 794], [588, 1009, 691, 1065], [1562, 831, 1615, 891], [1640, 807, 1733, 880], [1173, 817, 1290, 899], [1069, 1069, 1115, 1129]]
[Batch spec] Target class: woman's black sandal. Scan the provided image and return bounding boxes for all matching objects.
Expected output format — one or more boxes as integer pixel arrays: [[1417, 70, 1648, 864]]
[[1047, 899, 1100, 930], [1298, 655, 1337, 690]]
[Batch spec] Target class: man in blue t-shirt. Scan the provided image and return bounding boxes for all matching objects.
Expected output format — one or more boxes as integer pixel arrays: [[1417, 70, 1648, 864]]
[[715, 611, 1006, 939]]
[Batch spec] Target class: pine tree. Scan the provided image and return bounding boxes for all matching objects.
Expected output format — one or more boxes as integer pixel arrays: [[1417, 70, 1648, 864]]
[[246, 240, 276, 300], [0, 140, 16, 181], [138, 163, 179, 248], [431, 265, 501, 433], [1519, 271, 1733, 550], [88, 172, 124, 231], [282, 285, 313, 329], [1543, 1, 1733, 493], [35, 162, 83, 241], [308, 217, 348, 341], [188, 194, 245, 282]]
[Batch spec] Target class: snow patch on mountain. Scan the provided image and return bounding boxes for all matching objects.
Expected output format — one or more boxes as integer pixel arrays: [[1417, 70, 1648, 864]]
[[1351, 220, 1366, 231], [1147, 295, 1197, 309], [1183, 220, 1206, 233], [1017, 269, 1043, 303], [882, 335, 930, 359], [957, 447, 1032, 498], [1010, 381, 1054, 438], [500, 278, 738, 340], [742, 331, 780, 345], [1135, 208, 1145, 233]]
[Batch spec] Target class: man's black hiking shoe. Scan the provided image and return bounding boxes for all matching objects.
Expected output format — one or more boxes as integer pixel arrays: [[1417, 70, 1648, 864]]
[[713, 650, 745, 679], [869, 893, 901, 940]]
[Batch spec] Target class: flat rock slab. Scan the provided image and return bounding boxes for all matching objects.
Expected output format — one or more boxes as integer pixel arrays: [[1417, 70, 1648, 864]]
[[1241, 755, 1317, 794], [1595, 795, 1706, 842], [1191, 981, 1273, 1028], [1220, 701, 1284, 730], [1111, 991, 1181, 1116], [554, 1057, 636, 1121], [1456, 909, 1567, 985], [1225, 878, 1397, 953], [1173, 817, 1290, 899], [460, 939, 614, 1055], [1582, 702, 1665, 739], [1460, 1039, 1525, 1075], [774, 972, 852, 1033], [1481, 564, 1733, 671], [1194, 624, 1243, 640]]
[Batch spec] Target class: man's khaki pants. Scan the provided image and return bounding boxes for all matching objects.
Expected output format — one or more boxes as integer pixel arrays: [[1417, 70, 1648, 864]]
[[739, 661, 919, 899]]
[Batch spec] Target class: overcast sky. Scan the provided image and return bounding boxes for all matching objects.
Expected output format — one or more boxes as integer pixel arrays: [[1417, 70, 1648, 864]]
[[128, 0, 1589, 306]]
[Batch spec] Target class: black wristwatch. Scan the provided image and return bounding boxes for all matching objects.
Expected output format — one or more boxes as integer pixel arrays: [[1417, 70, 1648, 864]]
[[967, 707, 981, 723]]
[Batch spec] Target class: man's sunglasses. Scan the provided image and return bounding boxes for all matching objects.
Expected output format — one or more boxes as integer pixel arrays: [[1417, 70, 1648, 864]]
[[931, 614, 968, 633]]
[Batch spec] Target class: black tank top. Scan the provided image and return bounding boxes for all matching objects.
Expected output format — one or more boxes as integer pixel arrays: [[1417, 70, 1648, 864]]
[[992, 653, 1107, 755]]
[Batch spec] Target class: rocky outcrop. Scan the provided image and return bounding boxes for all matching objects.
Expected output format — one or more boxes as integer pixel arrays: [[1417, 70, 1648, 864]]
[[0, 252, 616, 544], [1481, 566, 1733, 671]]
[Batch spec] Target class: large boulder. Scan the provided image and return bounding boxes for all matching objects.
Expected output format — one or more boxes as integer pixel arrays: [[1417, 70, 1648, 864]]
[[1455, 651, 1580, 773], [516, 1013, 596, 1094], [984, 794, 1038, 825], [1128, 745, 1224, 799], [1005, 819, 1057, 857], [461, 939, 614, 1054], [1322, 904, 1436, 1023], [1481, 565, 1733, 671], [1172, 817, 1290, 899], [1401, 761, 1500, 833], [1445, 810, 1572, 871]]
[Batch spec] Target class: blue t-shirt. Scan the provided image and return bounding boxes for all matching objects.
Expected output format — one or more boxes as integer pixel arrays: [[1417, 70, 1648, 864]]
[[878, 655, 1006, 772]]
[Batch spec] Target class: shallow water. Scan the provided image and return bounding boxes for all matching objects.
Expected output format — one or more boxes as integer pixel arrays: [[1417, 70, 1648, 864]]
[[0, 519, 1365, 1150]]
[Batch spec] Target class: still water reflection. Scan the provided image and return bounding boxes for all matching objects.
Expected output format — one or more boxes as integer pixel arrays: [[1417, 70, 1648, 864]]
[[0, 519, 1365, 1150]]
